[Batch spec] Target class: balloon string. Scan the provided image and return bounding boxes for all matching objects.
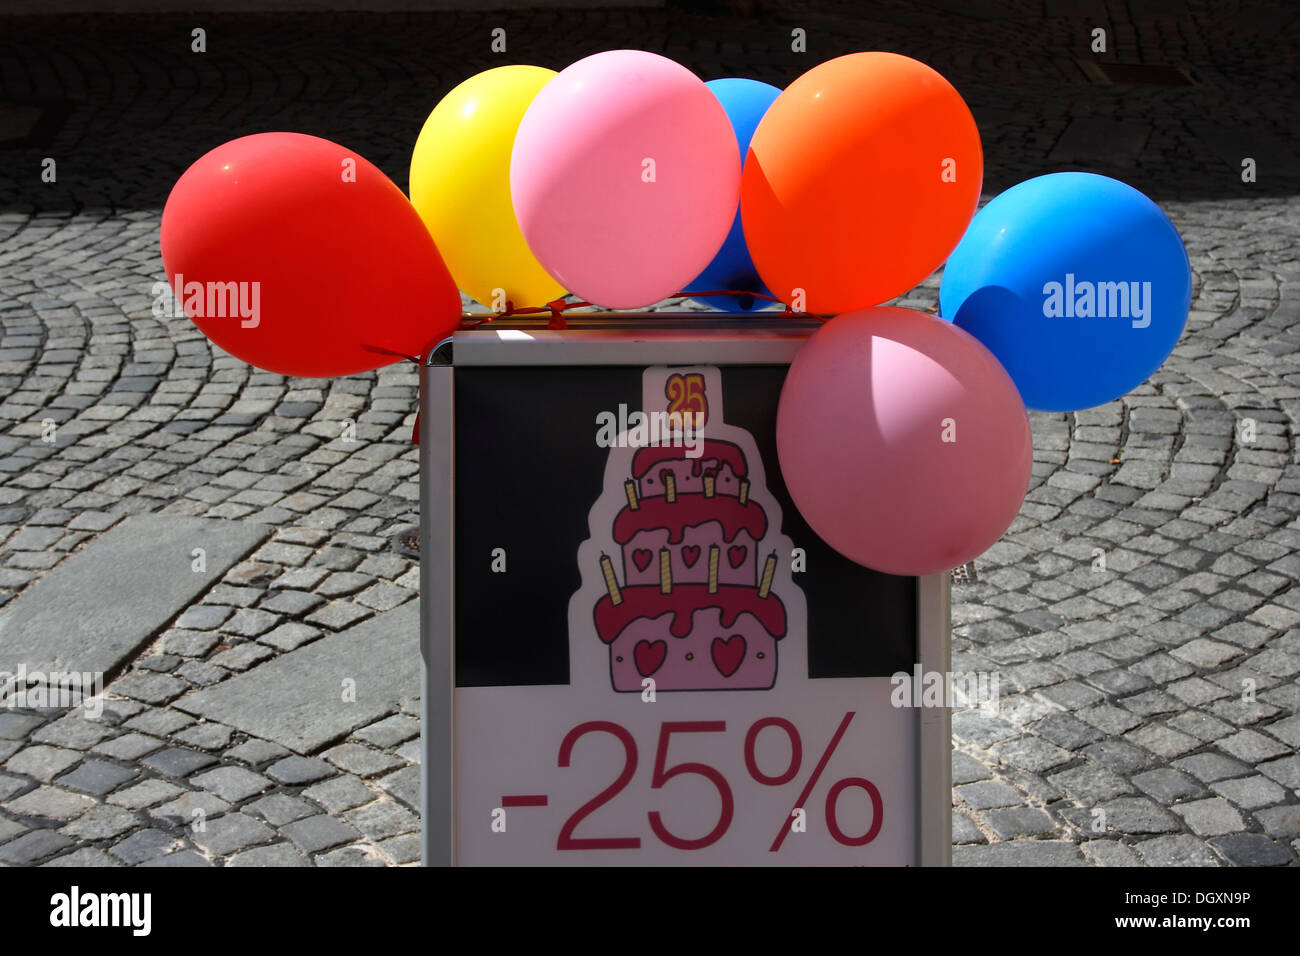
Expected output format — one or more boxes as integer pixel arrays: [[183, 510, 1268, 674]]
[[455, 289, 821, 327], [361, 343, 422, 364], [410, 290, 819, 445]]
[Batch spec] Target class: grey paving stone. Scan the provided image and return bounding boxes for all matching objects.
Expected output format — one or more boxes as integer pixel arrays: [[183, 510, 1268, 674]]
[[42, 847, 121, 867], [30, 716, 115, 750], [1171, 752, 1251, 783], [315, 843, 386, 867], [224, 738, 290, 766], [161, 630, 221, 658], [1094, 797, 1182, 835], [1081, 840, 1143, 867], [952, 811, 985, 845], [150, 790, 231, 827], [377, 833, 421, 865], [1209, 775, 1287, 810], [1257, 754, 1300, 788], [139, 747, 217, 779], [175, 605, 232, 631], [140, 850, 212, 867], [1131, 768, 1205, 802], [992, 735, 1073, 772], [302, 774, 375, 813], [0, 828, 74, 865], [0, 815, 27, 845], [172, 722, 236, 752], [190, 811, 275, 857], [1171, 638, 1245, 669], [59, 804, 139, 841], [1049, 762, 1133, 803], [1207, 833, 1293, 867], [0, 514, 268, 676], [0, 713, 44, 739], [982, 807, 1058, 840], [246, 793, 316, 827], [267, 756, 335, 786], [190, 766, 270, 802], [1172, 797, 1245, 837], [108, 778, 185, 810], [1217, 728, 1291, 762], [174, 601, 418, 752], [4, 745, 82, 782], [55, 758, 136, 795], [208, 642, 274, 672], [951, 750, 992, 785], [1135, 834, 1223, 867], [953, 841, 1087, 867], [351, 713, 419, 749], [282, 814, 359, 854], [323, 742, 403, 779], [258, 622, 321, 652], [1255, 805, 1300, 840], [1032, 713, 1105, 749], [956, 781, 1023, 810], [376, 764, 419, 811], [124, 708, 194, 737], [110, 672, 189, 705], [1083, 740, 1152, 775], [227, 842, 308, 867], [109, 828, 179, 865], [5, 785, 96, 821], [343, 800, 419, 841]]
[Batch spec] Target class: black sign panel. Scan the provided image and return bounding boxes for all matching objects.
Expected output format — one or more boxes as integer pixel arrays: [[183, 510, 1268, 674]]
[[453, 364, 916, 687]]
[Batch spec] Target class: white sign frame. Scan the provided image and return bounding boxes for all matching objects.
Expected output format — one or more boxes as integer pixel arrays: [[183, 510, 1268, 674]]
[[419, 316, 951, 866]]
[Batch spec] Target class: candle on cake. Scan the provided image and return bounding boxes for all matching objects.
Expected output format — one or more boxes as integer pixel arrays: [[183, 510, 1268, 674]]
[[663, 471, 677, 503], [758, 551, 777, 598], [600, 553, 623, 606], [659, 548, 673, 594], [707, 545, 720, 594], [703, 472, 716, 498], [624, 480, 639, 511], [738, 479, 750, 505]]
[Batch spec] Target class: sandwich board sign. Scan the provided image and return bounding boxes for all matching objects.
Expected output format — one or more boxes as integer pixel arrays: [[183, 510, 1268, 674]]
[[419, 317, 951, 866]]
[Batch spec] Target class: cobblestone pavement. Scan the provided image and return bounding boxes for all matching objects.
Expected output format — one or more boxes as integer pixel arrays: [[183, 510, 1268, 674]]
[[0, 2, 1298, 866]]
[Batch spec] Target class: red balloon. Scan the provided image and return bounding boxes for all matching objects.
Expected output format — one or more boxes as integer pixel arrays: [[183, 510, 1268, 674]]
[[161, 133, 461, 377]]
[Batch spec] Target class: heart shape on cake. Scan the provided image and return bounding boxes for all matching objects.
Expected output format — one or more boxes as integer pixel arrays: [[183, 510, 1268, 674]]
[[711, 635, 746, 677], [632, 549, 653, 572], [681, 545, 701, 568], [727, 545, 748, 569], [634, 639, 667, 677]]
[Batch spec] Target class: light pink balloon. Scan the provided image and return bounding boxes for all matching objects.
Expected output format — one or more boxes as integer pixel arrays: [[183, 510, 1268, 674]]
[[777, 307, 1032, 577], [510, 50, 740, 309]]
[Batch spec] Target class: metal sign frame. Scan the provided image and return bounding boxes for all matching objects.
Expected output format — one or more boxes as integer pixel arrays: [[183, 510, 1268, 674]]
[[419, 316, 951, 866]]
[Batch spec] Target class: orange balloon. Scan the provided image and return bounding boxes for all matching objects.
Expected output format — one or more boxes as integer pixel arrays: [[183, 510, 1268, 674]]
[[740, 52, 982, 314]]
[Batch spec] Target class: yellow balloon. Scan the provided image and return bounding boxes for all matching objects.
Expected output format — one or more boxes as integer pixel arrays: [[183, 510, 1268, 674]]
[[410, 65, 565, 310]]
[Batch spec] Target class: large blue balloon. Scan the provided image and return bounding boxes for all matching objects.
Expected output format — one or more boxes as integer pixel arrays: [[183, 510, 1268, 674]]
[[939, 172, 1191, 411], [683, 78, 781, 312]]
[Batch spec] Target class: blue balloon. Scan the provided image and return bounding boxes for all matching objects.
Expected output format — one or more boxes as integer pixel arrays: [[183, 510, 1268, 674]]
[[683, 78, 782, 312], [939, 172, 1191, 411]]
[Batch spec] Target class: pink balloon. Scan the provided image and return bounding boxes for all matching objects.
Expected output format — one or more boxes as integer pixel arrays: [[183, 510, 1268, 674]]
[[510, 50, 740, 309], [777, 307, 1032, 576]]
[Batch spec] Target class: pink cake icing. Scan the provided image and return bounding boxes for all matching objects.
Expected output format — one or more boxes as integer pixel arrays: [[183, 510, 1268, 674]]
[[595, 441, 786, 692]]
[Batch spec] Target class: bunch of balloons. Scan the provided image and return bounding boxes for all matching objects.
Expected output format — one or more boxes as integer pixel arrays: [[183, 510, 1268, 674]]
[[159, 49, 1191, 577]]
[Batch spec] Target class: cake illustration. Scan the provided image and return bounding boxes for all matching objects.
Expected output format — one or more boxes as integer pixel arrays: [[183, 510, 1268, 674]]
[[585, 374, 790, 692]]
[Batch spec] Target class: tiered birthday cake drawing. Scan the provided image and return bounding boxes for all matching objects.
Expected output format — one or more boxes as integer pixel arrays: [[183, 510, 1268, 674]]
[[586, 374, 790, 692]]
